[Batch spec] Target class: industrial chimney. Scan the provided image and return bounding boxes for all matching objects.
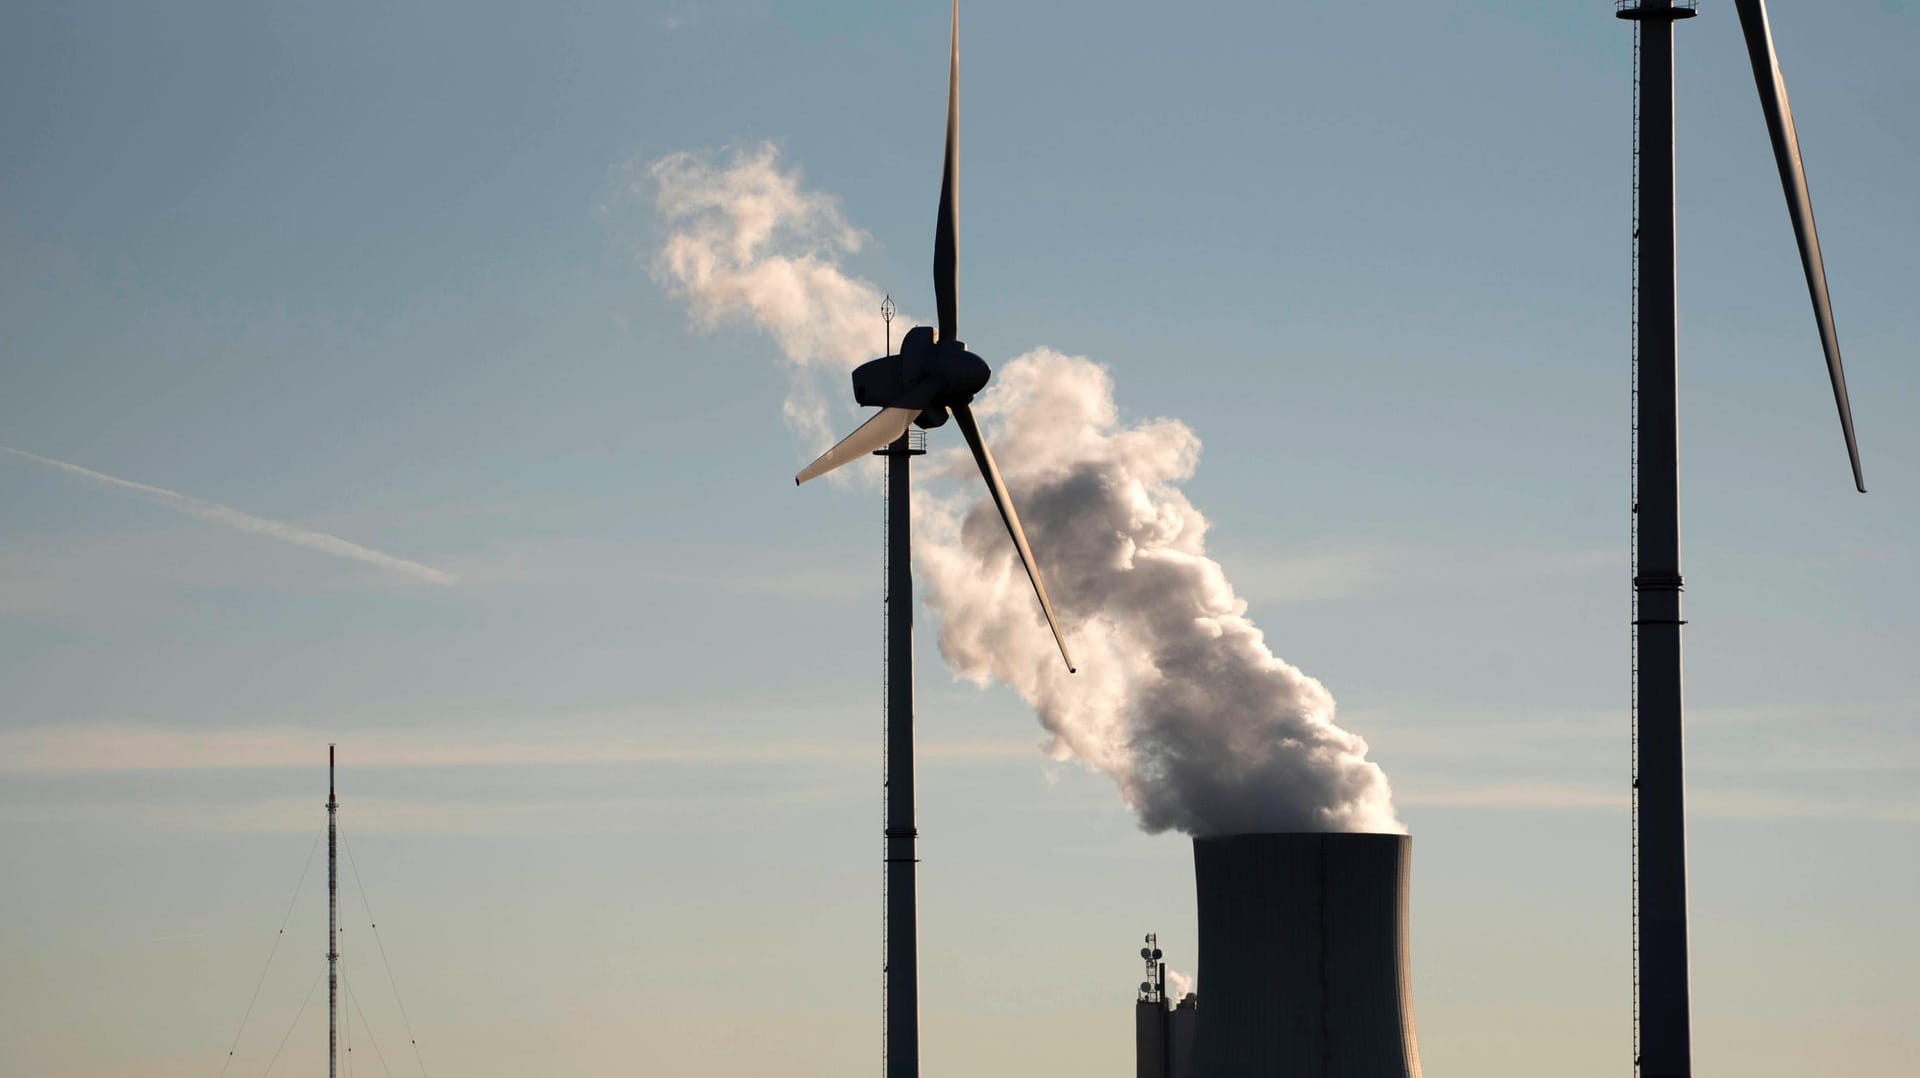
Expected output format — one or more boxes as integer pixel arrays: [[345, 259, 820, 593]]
[[1191, 833, 1420, 1078]]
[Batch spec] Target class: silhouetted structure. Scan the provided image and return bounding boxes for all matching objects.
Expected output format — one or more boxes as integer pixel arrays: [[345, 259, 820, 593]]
[[1169, 991, 1199, 1075], [792, 0, 1073, 675], [327, 745, 339, 1078], [1170, 992, 1198, 1073], [789, 6, 1074, 1076], [1616, 3, 1864, 1074], [1136, 947, 1168, 1078], [1191, 833, 1420, 1078], [1135, 934, 1197, 1078]]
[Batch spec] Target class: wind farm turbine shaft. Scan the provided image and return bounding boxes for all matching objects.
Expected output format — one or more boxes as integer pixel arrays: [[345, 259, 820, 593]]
[[882, 433, 920, 1078], [1630, 7, 1692, 1075], [328, 745, 339, 1078], [792, 4, 1071, 1068]]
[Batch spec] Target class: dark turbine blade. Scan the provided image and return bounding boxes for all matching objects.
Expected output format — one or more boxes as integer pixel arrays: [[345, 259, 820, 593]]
[[933, 0, 959, 346], [795, 407, 919, 486], [951, 403, 1076, 673], [1732, 0, 1866, 492]]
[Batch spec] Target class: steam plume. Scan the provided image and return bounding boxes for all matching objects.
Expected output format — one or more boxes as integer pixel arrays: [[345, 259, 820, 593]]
[[640, 143, 891, 446], [637, 144, 1400, 835], [1, 446, 457, 586], [916, 356, 1399, 834]]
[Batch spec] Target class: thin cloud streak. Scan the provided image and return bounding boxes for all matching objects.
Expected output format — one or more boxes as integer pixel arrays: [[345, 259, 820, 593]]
[[0, 723, 1038, 774], [1399, 782, 1629, 810], [1396, 782, 1920, 822], [1, 446, 456, 586], [1217, 541, 1618, 606]]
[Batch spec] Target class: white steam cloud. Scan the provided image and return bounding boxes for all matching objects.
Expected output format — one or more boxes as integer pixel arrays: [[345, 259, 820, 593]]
[[915, 357, 1399, 834], [1, 446, 457, 586], [640, 143, 893, 446], [635, 143, 1400, 836]]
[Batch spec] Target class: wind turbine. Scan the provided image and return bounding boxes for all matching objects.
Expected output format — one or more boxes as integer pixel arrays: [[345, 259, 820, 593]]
[[1618, 3, 1864, 1076], [793, 3, 1074, 1074]]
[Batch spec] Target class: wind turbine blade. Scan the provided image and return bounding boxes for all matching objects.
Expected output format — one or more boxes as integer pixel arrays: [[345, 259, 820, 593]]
[[795, 407, 919, 486], [1732, 0, 1866, 492], [950, 403, 1076, 673], [933, 0, 959, 346]]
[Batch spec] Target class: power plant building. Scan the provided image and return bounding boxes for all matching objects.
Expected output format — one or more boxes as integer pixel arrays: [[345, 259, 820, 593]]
[[1135, 833, 1421, 1078], [1134, 934, 1197, 1078]]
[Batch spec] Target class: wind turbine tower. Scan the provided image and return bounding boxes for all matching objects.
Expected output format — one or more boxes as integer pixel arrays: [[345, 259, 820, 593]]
[[793, 7, 1074, 1075], [1617, 3, 1864, 1076], [327, 744, 339, 1078], [878, 300, 925, 1077]]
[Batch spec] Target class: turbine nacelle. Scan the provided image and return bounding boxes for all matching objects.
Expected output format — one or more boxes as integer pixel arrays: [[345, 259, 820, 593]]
[[851, 325, 990, 430], [793, 0, 1074, 673]]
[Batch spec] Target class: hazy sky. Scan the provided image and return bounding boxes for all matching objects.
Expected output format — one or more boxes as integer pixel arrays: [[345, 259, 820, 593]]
[[4, 3, 1917, 1076]]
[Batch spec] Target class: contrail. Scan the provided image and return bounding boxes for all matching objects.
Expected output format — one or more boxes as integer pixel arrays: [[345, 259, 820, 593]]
[[1, 446, 457, 586]]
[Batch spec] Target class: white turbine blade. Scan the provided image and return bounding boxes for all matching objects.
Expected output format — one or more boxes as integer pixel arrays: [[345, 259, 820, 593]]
[[950, 403, 1076, 673], [1733, 0, 1865, 492], [795, 407, 919, 486]]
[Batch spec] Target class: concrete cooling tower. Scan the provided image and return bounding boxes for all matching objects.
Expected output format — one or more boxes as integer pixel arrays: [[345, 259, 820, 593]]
[[1192, 833, 1421, 1078]]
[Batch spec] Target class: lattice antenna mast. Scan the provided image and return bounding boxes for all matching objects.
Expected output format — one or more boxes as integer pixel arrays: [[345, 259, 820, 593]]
[[882, 294, 895, 356]]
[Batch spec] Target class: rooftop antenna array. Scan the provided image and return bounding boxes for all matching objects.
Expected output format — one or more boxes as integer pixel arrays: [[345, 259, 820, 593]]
[[1138, 933, 1166, 1004]]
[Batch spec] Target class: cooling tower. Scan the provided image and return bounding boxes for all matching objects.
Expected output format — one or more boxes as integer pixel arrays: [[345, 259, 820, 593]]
[[1192, 833, 1420, 1078]]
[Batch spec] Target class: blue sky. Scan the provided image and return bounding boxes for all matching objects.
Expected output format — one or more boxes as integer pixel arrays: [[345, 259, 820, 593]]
[[3, 3, 1917, 1075]]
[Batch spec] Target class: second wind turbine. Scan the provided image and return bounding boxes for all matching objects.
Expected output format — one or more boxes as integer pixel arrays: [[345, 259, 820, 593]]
[[793, 4, 1075, 1075], [1620, 2, 1865, 1076]]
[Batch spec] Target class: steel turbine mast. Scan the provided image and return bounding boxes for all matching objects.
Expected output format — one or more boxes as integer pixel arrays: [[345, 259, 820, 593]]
[[794, 6, 1074, 1075], [1618, 3, 1865, 1076], [879, 396, 922, 1076], [327, 744, 339, 1078]]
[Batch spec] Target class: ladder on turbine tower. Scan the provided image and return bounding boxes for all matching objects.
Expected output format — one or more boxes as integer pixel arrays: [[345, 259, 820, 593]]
[[880, 293, 894, 1076], [1628, 16, 1643, 1077], [875, 293, 924, 1075], [880, 455, 890, 1077]]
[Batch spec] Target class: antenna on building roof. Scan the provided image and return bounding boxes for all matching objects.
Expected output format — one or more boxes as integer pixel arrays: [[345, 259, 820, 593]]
[[1138, 933, 1164, 1003]]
